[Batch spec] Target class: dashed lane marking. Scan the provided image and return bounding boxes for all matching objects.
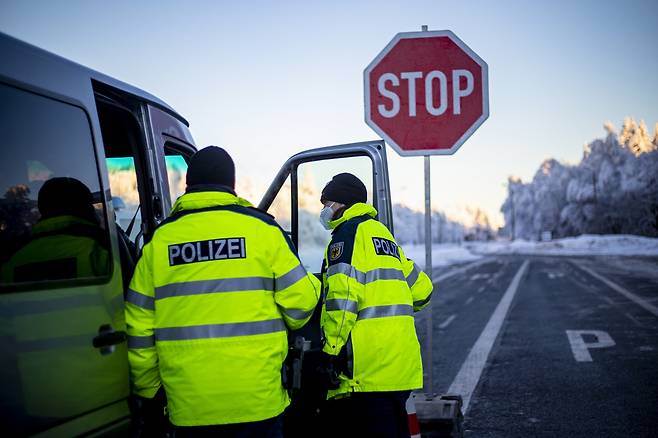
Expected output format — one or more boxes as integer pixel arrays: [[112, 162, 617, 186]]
[[433, 258, 493, 283], [439, 314, 457, 329], [465, 296, 474, 305], [447, 260, 530, 413], [574, 262, 658, 318]]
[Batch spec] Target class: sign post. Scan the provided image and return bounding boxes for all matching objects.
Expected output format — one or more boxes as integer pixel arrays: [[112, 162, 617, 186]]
[[424, 154, 433, 392], [421, 25, 434, 396], [364, 26, 489, 394]]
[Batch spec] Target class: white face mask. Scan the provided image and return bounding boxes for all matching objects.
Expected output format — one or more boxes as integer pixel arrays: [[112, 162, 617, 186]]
[[319, 202, 335, 230]]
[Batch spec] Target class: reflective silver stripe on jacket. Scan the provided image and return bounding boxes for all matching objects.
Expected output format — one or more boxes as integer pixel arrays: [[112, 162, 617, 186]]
[[279, 307, 314, 320], [126, 288, 155, 310], [406, 264, 421, 288], [326, 263, 365, 282], [155, 318, 286, 341], [155, 277, 275, 300], [358, 304, 413, 320], [413, 292, 433, 309], [276, 264, 308, 291], [127, 334, 155, 349], [325, 298, 359, 315], [326, 263, 405, 285]]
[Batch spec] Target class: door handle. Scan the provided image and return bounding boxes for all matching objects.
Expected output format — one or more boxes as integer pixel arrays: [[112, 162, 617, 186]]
[[93, 324, 127, 355]]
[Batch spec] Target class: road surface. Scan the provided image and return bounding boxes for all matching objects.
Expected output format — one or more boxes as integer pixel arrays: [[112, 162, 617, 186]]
[[414, 255, 658, 437]]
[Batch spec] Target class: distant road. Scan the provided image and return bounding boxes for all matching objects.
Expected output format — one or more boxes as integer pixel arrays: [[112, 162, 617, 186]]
[[415, 255, 658, 437]]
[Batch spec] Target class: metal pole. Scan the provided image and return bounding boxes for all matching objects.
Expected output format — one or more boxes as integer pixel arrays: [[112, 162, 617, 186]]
[[424, 154, 433, 394], [420, 23, 434, 396], [510, 185, 515, 241]]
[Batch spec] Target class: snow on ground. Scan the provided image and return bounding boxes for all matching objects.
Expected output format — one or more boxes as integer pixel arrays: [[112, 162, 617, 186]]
[[401, 243, 482, 269], [468, 234, 658, 257], [297, 235, 658, 273], [298, 243, 482, 272]]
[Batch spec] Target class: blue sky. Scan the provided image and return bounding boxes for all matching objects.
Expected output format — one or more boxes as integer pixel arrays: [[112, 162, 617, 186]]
[[2, 0, 657, 227]]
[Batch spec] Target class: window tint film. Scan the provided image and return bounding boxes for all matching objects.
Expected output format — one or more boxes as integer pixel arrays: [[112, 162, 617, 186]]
[[0, 83, 111, 288]]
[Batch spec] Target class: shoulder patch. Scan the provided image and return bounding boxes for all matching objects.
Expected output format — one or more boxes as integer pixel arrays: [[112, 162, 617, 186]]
[[329, 242, 344, 261], [372, 237, 400, 260]]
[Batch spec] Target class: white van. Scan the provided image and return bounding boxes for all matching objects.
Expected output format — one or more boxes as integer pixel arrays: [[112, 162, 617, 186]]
[[0, 32, 393, 436]]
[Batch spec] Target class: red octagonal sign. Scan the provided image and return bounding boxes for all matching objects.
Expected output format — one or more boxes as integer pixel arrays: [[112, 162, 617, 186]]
[[364, 30, 489, 156]]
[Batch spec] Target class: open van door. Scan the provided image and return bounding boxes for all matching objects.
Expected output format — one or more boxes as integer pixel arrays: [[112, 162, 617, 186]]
[[259, 139, 393, 272], [258, 139, 393, 437]]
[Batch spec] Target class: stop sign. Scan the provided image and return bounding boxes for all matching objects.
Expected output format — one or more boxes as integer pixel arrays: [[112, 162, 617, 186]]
[[364, 30, 489, 156]]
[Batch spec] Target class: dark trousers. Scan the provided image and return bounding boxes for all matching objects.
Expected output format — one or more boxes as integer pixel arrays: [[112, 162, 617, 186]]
[[174, 415, 283, 438], [320, 391, 411, 438]]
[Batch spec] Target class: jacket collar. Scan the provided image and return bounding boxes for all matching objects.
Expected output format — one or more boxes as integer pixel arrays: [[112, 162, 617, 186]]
[[33, 215, 97, 235], [328, 202, 377, 231], [171, 190, 253, 215]]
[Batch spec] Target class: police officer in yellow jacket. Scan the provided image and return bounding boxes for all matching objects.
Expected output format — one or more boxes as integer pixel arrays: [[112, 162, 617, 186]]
[[318, 173, 433, 438], [125, 147, 321, 437], [2, 177, 110, 283]]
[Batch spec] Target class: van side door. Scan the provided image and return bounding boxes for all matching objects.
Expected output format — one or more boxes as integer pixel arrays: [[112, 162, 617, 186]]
[[0, 59, 130, 436]]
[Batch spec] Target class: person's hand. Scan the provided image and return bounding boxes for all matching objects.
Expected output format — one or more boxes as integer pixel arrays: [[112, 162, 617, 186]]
[[129, 387, 169, 437], [316, 353, 341, 390]]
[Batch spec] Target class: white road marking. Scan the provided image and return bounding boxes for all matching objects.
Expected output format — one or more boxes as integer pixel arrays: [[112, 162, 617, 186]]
[[434, 258, 492, 283], [439, 314, 457, 329], [572, 272, 645, 328], [477, 286, 485, 293], [447, 260, 529, 413], [575, 263, 658, 318], [465, 296, 474, 305], [598, 294, 617, 306], [624, 312, 645, 328], [566, 330, 616, 362]]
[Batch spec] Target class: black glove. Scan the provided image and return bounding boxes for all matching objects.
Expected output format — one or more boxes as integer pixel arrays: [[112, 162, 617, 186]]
[[129, 386, 169, 437], [316, 353, 341, 390]]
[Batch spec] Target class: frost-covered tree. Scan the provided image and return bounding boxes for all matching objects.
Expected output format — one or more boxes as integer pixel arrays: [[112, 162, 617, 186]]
[[500, 118, 658, 239], [500, 176, 538, 240], [392, 204, 466, 244]]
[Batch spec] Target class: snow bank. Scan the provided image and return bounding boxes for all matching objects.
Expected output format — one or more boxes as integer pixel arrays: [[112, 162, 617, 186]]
[[396, 243, 481, 269], [297, 235, 657, 274], [298, 243, 481, 272], [469, 234, 658, 256]]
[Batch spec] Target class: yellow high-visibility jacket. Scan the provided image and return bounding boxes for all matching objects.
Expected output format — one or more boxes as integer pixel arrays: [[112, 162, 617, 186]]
[[125, 190, 321, 426], [1, 215, 110, 282], [1, 215, 122, 420], [320, 203, 433, 399]]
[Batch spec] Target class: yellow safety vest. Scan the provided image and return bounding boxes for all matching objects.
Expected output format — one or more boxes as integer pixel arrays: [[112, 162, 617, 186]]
[[2, 215, 110, 282], [321, 203, 433, 398], [125, 190, 320, 426], [1, 216, 123, 421]]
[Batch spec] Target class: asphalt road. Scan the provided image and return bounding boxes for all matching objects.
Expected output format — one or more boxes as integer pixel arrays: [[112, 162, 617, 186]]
[[414, 255, 658, 437]]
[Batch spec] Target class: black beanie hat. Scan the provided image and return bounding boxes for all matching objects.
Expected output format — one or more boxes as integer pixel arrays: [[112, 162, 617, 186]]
[[186, 146, 235, 191], [38, 177, 96, 222], [321, 173, 367, 206]]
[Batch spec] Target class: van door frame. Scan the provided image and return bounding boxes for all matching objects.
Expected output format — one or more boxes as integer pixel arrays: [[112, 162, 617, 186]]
[[258, 140, 393, 249]]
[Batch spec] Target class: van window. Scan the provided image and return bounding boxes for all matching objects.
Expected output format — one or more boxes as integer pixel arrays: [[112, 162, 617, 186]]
[[106, 157, 141, 241], [296, 156, 373, 272], [165, 153, 188, 205], [0, 83, 111, 289]]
